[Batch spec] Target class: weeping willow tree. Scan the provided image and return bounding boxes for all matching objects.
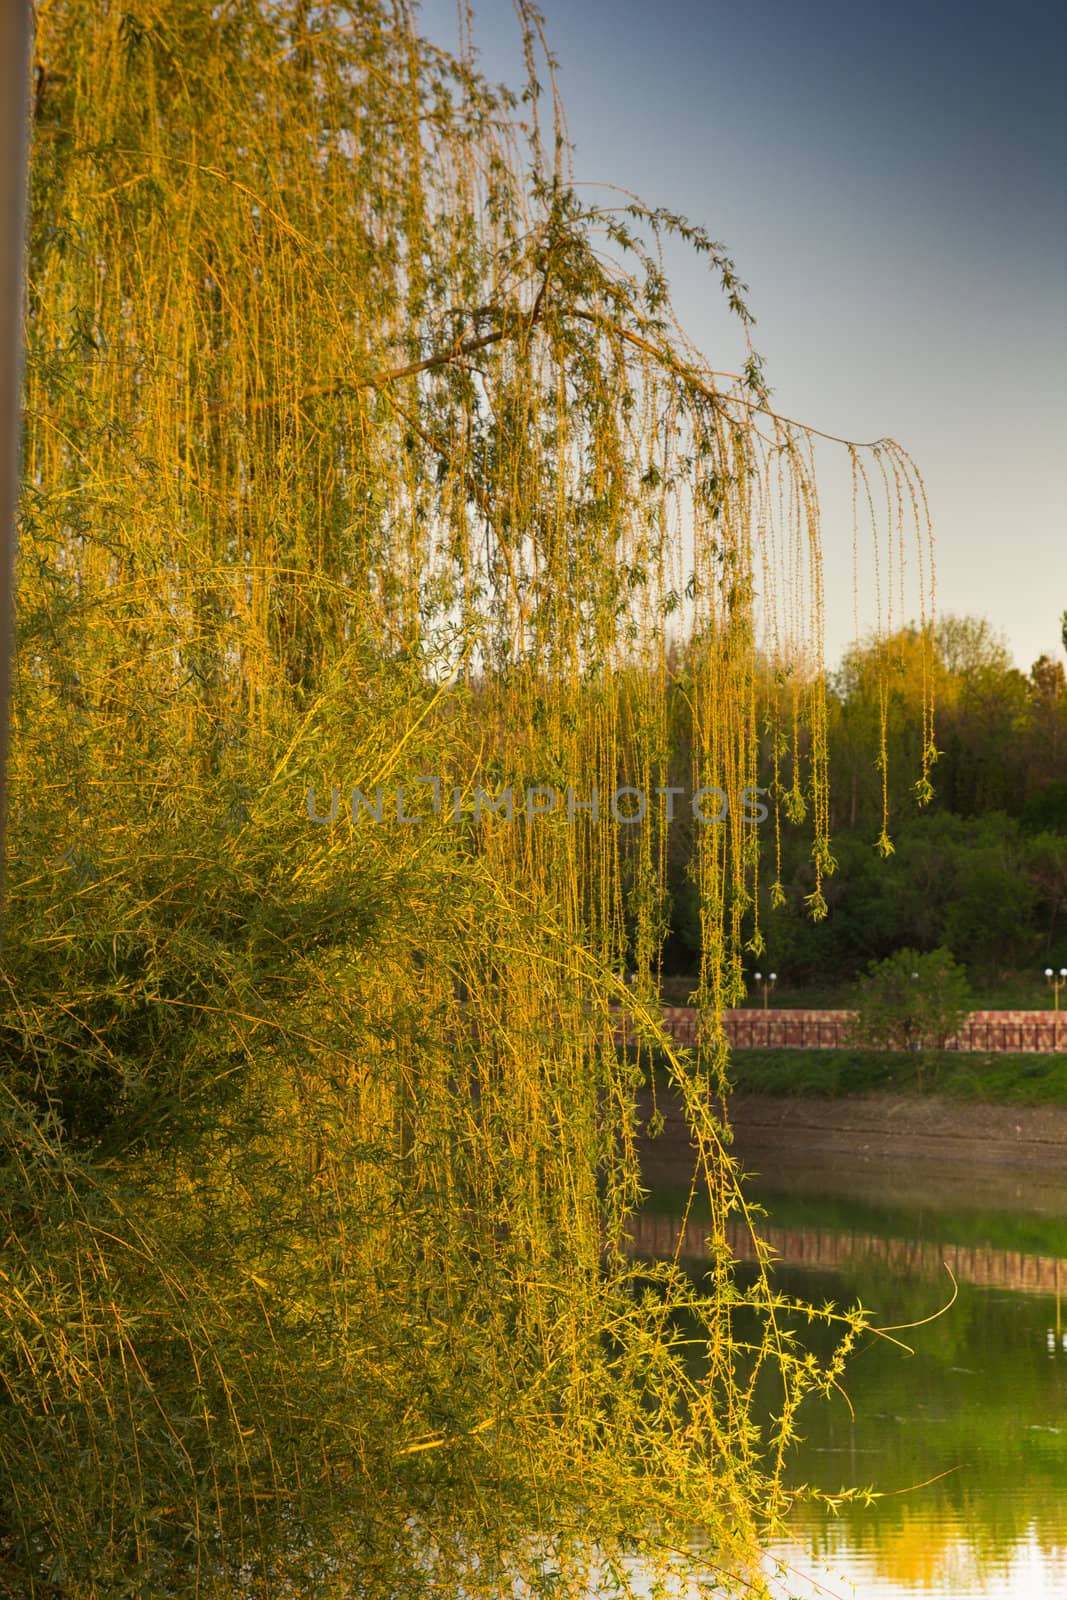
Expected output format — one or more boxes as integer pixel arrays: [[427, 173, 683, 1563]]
[[2, 2, 934, 1595]]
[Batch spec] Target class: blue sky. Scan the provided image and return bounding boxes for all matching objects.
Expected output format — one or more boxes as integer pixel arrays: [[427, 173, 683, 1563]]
[[419, 0, 1067, 672]]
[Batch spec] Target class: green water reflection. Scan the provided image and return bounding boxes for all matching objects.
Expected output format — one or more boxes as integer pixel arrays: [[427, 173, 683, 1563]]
[[643, 1165, 1067, 1598]]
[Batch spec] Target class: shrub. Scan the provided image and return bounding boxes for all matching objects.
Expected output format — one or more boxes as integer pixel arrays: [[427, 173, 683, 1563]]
[[852, 946, 974, 1058]]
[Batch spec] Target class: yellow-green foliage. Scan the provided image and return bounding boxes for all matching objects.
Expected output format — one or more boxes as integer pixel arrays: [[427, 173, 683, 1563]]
[[2, 2, 930, 1594]]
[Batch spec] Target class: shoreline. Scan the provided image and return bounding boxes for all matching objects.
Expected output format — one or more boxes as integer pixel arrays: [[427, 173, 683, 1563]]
[[727, 1090, 1067, 1166], [637, 1088, 1067, 1217]]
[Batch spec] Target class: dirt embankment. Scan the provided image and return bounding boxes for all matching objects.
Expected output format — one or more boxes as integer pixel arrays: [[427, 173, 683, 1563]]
[[636, 1089, 1067, 1215], [726, 1092, 1067, 1167]]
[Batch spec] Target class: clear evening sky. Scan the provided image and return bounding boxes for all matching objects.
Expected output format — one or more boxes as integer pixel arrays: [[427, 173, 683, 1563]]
[[419, 0, 1067, 674]]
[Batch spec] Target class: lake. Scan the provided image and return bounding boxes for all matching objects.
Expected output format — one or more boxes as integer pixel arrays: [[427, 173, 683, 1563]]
[[639, 1143, 1067, 1599]]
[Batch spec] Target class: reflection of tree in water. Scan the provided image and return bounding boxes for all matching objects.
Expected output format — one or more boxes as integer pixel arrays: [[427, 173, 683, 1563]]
[[746, 1261, 1067, 1574], [635, 1182, 1067, 1587], [637, 1226, 1066, 1578]]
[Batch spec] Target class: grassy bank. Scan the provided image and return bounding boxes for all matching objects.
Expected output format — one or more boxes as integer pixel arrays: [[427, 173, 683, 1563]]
[[724, 1047, 1067, 1103]]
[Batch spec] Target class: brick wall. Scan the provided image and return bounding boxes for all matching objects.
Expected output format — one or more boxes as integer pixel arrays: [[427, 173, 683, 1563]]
[[612, 1006, 1067, 1053]]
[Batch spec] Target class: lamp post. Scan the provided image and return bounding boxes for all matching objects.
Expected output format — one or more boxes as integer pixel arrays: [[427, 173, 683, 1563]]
[[753, 971, 777, 1012], [1044, 968, 1067, 1012]]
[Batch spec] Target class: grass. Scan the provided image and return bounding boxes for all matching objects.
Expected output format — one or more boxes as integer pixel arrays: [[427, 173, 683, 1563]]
[[628, 1041, 1067, 1103], [724, 1047, 1067, 1103]]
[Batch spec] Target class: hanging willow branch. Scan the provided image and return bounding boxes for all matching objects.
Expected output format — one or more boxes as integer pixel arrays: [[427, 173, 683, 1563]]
[[1, 2, 934, 1596]]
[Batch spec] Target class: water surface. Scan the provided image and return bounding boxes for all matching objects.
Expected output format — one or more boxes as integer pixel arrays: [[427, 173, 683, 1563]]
[[642, 1153, 1067, 1599]]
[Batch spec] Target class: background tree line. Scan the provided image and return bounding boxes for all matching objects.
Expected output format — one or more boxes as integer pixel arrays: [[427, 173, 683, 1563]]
[[660, 612, 1067, 992]]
